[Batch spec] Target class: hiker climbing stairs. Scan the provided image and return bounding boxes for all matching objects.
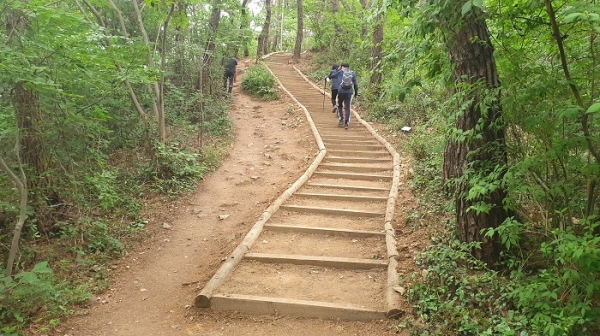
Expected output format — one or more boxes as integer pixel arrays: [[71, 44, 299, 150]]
[[195, 53, 402, 321]]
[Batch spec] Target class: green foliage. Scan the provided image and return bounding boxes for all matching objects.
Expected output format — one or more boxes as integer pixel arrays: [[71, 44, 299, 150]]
[[145, 142, 207, 195], [408, 238, 515, 335], [0, 262, 90, 335], [242, 64, 279, 100], [509, 223, 600, 336]]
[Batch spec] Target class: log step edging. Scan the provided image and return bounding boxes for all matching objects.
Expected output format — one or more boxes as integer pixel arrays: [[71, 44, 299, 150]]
[[211, 294, 388, 321], [244, 253, 387, 269], [264, 224, 386, 238]]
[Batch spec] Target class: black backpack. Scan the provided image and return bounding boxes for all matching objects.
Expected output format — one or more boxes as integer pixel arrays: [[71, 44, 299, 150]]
[[340, 70, 353, 90]]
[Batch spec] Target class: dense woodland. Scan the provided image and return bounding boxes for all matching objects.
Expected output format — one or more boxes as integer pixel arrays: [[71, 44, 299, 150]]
[[1, 0, 599, 335]]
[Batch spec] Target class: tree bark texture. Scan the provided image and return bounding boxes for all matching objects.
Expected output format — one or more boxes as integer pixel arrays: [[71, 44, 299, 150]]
[[370, 7, 383, 89], [441, 7, 509, 266], [202, 0, 222, 93], [293, 0, 303, 60], [12, 84, 49, 191], [257, 0, 271, 58]]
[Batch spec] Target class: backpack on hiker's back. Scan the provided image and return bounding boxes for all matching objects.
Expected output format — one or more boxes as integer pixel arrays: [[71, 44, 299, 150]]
[[340, 69, 353, 90]]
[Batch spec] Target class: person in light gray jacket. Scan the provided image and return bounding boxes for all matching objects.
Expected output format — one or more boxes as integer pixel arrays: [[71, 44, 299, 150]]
[[326, 64, 341, 113]]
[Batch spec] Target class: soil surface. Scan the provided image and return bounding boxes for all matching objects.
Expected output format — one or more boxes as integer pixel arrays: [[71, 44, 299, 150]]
[[47, 58, 426, 336]]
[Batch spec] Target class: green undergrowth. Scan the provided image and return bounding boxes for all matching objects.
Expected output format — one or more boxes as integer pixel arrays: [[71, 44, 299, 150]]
[[241, 63, 279, 100], [0, 116, 232, 335]]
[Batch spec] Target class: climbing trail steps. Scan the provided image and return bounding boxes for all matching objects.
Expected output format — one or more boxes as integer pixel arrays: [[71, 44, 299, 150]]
[[195, 53, 401, 321]]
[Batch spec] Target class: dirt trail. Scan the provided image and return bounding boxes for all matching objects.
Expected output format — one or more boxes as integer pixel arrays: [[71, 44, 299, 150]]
[[50, 59, 407, 336]]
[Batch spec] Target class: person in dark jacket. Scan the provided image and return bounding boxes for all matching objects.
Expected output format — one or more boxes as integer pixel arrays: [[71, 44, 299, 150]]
[[326, 64, 341, 113], [223, 57, 238, 93], [336, 62, 358, 130]]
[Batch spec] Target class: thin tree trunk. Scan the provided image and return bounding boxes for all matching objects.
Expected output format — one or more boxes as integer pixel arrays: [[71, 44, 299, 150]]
[[1, 146, 27, 277], [370, 0, 383, 90], [201, 0, 222, 92], [293, 0, 303, 60], [158, 4, 175, 142], [131, 0, 161, 119]]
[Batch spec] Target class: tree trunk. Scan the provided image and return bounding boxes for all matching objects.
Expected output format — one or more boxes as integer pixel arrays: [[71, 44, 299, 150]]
[[440, 6, 509, 266], [293, 0, 303, 60], [370, 0, 383, 91], [12, 85, 49, 191], [202, 0, 222, 93], [257, 0, 271, 58], [236, 0, 251, 57], [1, 154, 27, 277], [158, 5, 175, 142]]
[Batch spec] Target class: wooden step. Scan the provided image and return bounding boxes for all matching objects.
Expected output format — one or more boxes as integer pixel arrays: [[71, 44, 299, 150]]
[[264, 224, 385, 238], [319, 164, 391, 173], [211, 294, 387, 321], [305, 183, 389, 191], [312, 171, 392, 181], [325, 156, 391, 163], [280, 205, 384, 217], [244, 253, 387, 269], [328, 150, 390, 158], [293, 192, 388, 201]]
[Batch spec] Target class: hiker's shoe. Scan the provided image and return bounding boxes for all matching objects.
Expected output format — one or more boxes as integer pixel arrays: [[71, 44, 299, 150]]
[[338, 119, 343, 126], [344, 123, 349, 130], [332, 106, 337, 113]]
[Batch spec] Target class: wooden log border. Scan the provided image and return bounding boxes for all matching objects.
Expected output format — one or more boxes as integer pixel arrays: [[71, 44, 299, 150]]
[[292, 65, 403, 317], [194, 53, 327, 308]]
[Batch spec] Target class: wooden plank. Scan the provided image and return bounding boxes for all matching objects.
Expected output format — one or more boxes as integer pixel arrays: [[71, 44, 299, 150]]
[[211, 294, 387, 321], [319, 164, 391, 173], [313, 171, 392, 181], [305, 183, 389, 191], [244, 253, 387, 269], [322, 139, 379, 145], [327, 144, 385, 151], [325, 157, 392, 163], [264, 224, 385, 238], [328, 150, 390, 158], [293, 192, 388, 201], [280, 205, 384, 217]]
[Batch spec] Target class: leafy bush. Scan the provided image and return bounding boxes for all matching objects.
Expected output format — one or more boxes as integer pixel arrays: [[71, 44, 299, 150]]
[[408, 238, 515, 335], [407, 228, 600, 335], [242, 64, 278, 100], [145, 142, 207, 195], [0, 262, 90, 335]]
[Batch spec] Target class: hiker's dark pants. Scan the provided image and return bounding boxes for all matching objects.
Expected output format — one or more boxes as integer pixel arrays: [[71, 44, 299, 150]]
[[223, 70, 234, 93], [337, 92, 353, 124], [331, 89, 339, 107]]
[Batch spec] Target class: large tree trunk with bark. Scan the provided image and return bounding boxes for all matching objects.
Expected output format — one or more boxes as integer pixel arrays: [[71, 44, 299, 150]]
[[441, 6, 509, 266], [293, 0, 303, 60]]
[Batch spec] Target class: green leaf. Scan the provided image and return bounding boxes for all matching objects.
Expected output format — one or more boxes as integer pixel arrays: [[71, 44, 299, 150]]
[[461, 1, 472, 16], [472, 0, 483, 8], [564, 13, 583, 23], [586, 103, 600, 114]]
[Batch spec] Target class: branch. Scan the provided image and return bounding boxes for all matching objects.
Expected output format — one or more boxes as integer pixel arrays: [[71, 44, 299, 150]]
[[81, 0, 106, 28]]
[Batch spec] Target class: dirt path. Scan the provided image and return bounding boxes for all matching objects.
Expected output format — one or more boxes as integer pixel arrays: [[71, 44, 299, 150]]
[[50, 59, 407, 336]]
